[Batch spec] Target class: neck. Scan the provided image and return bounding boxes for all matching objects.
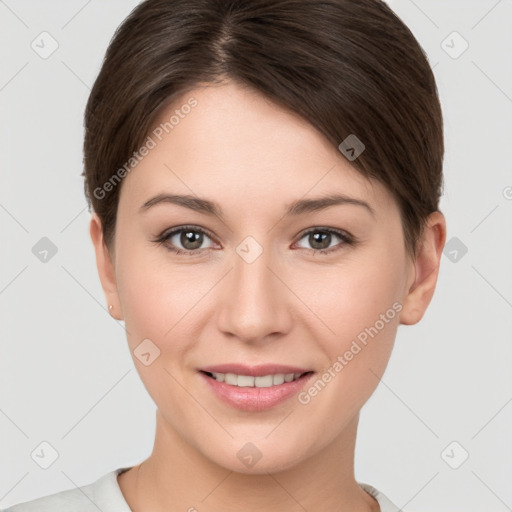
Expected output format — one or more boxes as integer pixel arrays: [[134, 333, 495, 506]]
[[118, 410, 380, 512]]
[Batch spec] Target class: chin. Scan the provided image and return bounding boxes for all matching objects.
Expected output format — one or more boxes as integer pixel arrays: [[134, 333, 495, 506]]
[[202, 438, 310, 475]]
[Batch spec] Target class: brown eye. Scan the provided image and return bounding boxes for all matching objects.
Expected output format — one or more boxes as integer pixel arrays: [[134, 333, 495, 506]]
[[308, 231, 332, 250], [295, 228, 353, 254], [177, 229, 204, 250], [155, 225, 216, 255]]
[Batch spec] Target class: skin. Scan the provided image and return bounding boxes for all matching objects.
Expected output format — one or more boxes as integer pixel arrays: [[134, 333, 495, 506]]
[[90, 80, 446, 512]]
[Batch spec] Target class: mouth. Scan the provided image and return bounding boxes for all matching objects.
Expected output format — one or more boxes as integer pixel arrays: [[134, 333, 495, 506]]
[[198, 366, 315, 411], [200, 370, 313, 388]]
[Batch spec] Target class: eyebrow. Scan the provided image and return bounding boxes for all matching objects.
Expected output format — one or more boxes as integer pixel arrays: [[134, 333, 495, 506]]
[[139, 192, 375, 218]]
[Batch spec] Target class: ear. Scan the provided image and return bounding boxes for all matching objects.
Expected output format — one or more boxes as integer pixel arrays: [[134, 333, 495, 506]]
[[399, 211, 446, 325], [89, 212, 123, 321]]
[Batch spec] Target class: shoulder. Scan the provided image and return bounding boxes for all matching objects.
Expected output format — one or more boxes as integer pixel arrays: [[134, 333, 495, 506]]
[[1, 485, 94, 512], [0, 467, 132, 512], [359, 482, 404, 512]]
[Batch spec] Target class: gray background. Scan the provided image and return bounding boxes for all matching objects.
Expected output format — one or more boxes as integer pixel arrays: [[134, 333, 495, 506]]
[[1, 1, 511, 510]]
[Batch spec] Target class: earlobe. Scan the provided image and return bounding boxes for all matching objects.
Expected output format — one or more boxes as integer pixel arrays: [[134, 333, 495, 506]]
[[89, 213, 123, 321], [399, 211, 446, 326]]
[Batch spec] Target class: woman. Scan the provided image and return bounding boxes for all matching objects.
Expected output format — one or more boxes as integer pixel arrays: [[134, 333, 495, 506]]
[[3, 0, 446, 510]]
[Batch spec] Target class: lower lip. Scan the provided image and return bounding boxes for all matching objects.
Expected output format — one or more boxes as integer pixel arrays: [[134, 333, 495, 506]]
[[199, 371, 314, 411]]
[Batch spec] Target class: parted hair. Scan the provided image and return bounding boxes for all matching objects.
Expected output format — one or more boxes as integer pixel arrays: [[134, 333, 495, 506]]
[[82, 0, 444, 257]]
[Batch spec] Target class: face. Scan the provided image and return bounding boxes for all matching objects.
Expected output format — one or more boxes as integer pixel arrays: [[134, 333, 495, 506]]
[[92, 80, 440, 474]]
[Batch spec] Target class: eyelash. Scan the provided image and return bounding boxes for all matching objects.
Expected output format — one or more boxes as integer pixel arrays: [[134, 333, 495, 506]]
[[152, 225, 356, 257]]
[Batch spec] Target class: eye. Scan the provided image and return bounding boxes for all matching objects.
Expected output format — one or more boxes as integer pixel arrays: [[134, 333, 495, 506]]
[[153, 225, 355, 256], [153, 225, 217, 256], [294, 227, 354, 255]]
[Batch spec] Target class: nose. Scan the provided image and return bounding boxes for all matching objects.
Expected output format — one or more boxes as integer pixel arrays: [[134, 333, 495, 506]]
[[215, 240, 293, 344]]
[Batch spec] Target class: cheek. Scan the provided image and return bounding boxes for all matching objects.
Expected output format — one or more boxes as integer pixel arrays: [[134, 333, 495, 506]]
[[116, 242, 216, 361], [305, 254, 402, 315], [291, 260, 405, 425], [114, 247, 206, 411], [294, 249, 406, 368], [115, 241, 181, 347]]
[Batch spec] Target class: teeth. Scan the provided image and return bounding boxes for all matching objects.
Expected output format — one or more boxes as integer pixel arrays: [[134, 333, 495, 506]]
[[273, 373, 285, 385], [210, 372, 305, 387], [237, 374, 255, 387], [224, 373, 238, 385]]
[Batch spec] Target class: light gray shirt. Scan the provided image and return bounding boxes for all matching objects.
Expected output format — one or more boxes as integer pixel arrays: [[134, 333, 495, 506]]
[[1, 467, 404, 511]]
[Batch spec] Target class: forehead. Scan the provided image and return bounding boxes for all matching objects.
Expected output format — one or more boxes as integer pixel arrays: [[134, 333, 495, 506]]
[[118, 80, 394, 217]]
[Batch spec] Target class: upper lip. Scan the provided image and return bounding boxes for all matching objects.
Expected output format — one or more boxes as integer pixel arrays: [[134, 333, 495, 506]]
[[199, 364, 313, 377]]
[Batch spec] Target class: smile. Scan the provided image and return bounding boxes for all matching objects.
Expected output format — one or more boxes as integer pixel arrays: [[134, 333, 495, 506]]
[[199, 370, 315, 411], [202, 371, 309, 387]]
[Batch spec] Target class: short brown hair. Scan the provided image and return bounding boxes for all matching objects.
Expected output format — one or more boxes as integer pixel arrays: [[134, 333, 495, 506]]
[[82, 0, 444, 257]]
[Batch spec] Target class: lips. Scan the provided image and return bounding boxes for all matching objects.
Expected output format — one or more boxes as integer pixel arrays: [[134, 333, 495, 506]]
[[198, 363, 315, 411]]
